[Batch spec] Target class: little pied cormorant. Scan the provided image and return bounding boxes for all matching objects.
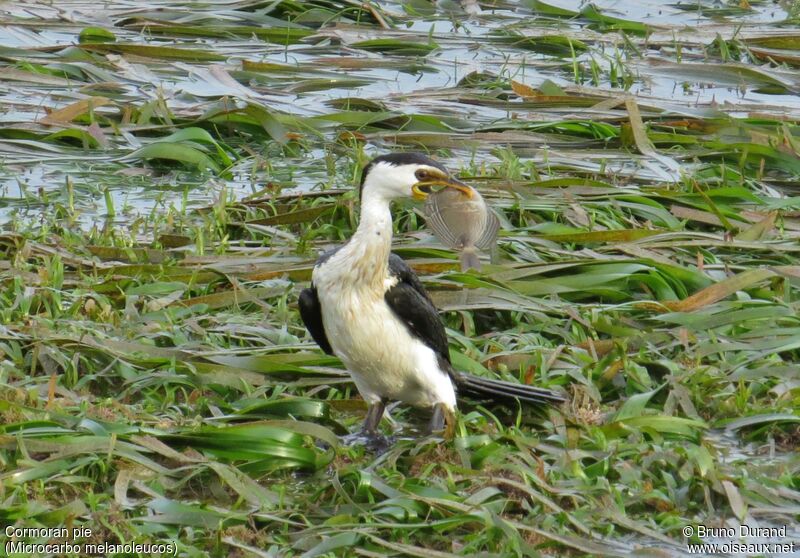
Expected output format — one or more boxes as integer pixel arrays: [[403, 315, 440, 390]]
[[299, 153, 565, 437]]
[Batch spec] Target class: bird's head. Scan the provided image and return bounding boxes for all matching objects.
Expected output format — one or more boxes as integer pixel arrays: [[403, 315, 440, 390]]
[[359, 153, 473, 203]]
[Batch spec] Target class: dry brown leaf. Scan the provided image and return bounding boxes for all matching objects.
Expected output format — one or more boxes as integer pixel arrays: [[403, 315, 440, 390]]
[[510, 79, 539, 98], [42, 96, 111, 124], [663, 268, 775, 312]]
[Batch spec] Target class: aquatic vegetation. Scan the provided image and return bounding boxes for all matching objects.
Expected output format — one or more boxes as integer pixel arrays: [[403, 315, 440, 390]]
[[0, 0, 798, 556]]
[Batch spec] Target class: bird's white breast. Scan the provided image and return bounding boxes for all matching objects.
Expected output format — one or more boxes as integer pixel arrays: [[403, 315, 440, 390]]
[[312, 254, 455, 410]]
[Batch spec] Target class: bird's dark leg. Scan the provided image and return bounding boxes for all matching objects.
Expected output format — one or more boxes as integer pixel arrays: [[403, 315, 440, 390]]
[[341, 400, 390, 450], [428, 403, 456, 439], [362, 399, 386, 436]]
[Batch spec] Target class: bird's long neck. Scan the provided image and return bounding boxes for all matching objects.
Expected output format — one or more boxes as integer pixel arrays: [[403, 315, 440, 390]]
[[344, 193, 393, 291]]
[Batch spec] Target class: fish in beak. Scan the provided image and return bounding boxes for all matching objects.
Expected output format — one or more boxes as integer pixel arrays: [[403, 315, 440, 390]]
[[423, 183, 499, 271], [412, 177, 474, 201]]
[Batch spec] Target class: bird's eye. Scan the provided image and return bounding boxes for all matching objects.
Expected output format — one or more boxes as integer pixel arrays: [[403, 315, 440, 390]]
[[415, 169, 429, 180]]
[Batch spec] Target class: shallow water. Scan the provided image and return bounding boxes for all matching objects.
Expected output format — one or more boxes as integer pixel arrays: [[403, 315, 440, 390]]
[[0, 0, 798, 225]]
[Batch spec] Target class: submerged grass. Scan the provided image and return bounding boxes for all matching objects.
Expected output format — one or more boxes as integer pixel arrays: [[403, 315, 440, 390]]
[[1, 0, 799, 556]]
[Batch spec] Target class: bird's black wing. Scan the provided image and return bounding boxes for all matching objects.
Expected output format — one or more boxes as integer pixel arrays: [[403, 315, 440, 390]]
[[385, 253, 451, 365], [298, 286, 333, 355], [298, 247, 342, 356], [385, 254, 566, 407]]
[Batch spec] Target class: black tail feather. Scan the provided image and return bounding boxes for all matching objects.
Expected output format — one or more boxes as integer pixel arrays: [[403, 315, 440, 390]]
[[453, 371, 566, 406]]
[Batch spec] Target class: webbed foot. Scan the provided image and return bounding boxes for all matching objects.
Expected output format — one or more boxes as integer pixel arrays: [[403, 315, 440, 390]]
[[338, 399, 394, 452], [340, 431, 394, 454]]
